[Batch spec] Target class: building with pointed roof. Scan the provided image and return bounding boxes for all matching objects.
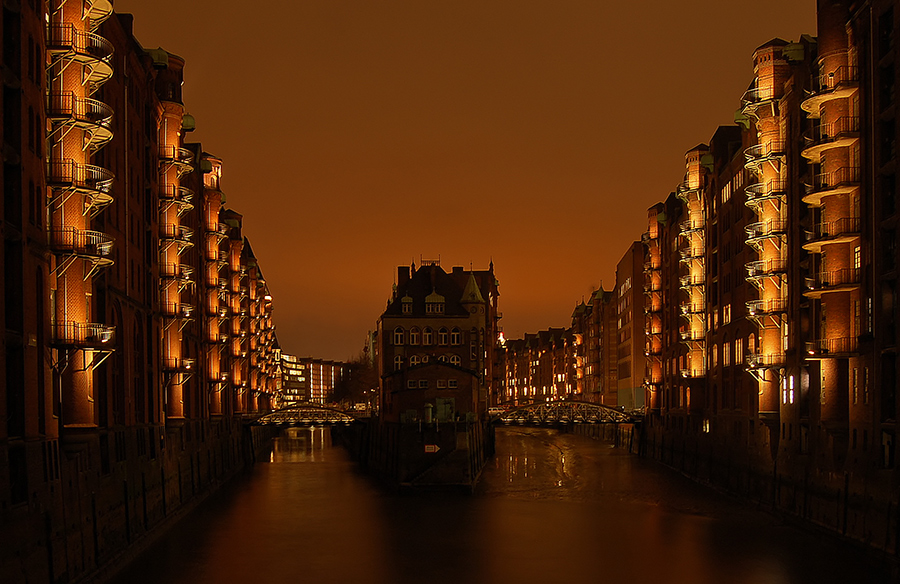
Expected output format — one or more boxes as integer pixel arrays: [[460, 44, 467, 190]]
[[376, 261, 500, 422]]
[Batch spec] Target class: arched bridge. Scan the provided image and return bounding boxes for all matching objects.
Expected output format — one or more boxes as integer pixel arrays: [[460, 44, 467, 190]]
[[493, 400, 642, 425], [252, 403, 361, 426]]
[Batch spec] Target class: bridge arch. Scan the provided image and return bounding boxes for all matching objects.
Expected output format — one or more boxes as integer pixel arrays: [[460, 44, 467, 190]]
[[493, 400, 641, 425], [253, 402, 360, 426]]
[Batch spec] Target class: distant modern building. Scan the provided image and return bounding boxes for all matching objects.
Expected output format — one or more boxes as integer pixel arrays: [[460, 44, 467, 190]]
[[615, 242, 646, 409], [376, 261, 500, 422]]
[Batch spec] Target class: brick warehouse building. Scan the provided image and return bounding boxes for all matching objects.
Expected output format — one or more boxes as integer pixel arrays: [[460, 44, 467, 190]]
[[0, 3, 284, 581], [376, 262, 500, 422], [638, 0, 900, 552]]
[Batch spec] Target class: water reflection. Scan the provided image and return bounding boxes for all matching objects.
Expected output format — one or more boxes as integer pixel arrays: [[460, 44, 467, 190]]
[[111, 427, 894, 584]]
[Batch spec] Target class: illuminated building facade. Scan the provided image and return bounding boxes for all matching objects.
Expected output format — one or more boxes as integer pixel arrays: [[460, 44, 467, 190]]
[[376, 262, 500, 422], [636, 0, 900, 550], [0, 5, 284, 581], [498, 328, 579, 405]]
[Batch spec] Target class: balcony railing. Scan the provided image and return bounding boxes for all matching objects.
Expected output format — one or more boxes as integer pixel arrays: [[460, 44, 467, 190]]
[[49, 227, 113, 260], [52, 321, 115, 348], [744, 180, 786, 206], [680, 367, 707, 378], [160, 224, 194, 244], [680, 329, 705, 341], [46, 92, 113, 147], [680, 274, 705, 288], [746, 353, 785, 369], [679, 219, 705, 234], [159, 145, 195, 176], [806, 116, 860, 145], [805, 166, 861, 201], [162, 357, 195, 372], [680, 302, 705, 315], [160, 262, 194, 283], [46, 24, 114, 63], [805, 267, 861, 292], [745, 258, 788, 279], [803, 217, 861, 251], [741, 85, 778, 108], [805, 336, 859, 357], [84, 0, 114, 28], [744, 141, 786, 168], [746, 298, 787, 316], [47, 159, 114, 194], [812, 66, 859, 94], [159, 183, 194, 203], [679, 247, 704, 261], [745, 219, 787, 243], [161, 302, 194, 319]]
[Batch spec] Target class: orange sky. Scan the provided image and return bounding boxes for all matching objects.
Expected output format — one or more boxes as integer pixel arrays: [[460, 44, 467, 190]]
[[115, 0, 816, 361]]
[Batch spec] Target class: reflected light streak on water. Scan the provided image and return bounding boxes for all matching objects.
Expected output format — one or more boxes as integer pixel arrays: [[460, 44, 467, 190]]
[[110, 427, 893, 584]]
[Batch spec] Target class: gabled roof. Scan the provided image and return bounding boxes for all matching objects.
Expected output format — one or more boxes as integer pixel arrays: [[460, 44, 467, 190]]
[[383, 264, 472, 317]]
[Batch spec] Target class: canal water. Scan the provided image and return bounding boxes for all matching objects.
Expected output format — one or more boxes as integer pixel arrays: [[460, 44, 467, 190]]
[[111, 427, 893, 584]]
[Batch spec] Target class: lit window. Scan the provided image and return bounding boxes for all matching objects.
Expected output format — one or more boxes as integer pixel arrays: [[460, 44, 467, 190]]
[[393, 327, 405, 345], [450, 328, 461, 345]]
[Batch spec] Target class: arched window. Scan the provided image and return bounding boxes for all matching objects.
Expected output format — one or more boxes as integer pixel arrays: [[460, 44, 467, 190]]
[[421, 355, 430, 363], [393, 327, 405, 345], [438, 355, 448, 363], [409, 327, 420, 345], [423, 327, 433, 345], [450, 354, 461, 366], [438, 327, 449, 345], [450, 327, 461, 345], [410, 355, 420, 367], [393, 355, 403, 371]]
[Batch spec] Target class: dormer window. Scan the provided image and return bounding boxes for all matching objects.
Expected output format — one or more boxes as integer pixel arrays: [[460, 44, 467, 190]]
[[401, 296, 413, 314], [425, 291, 445, 315]]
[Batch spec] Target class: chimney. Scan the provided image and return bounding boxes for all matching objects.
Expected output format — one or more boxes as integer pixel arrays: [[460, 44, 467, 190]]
[[398, 266, 410, 287]]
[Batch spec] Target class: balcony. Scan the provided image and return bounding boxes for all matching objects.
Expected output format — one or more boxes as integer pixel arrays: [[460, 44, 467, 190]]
[[802, 217, 861, 253], [801, 116, 860, 162], [160, 224, 194, 251], [643, 257, 661, 272], [680, 329, 705, 342], [680, 367, 707, 378], [52, 321, 115, 349], [679, 246, 704, 263], [680, 274, 705, 289], [740, 85, 778, 116], [805, 336, 859, 358], [84, 0, 115, 28], [49, 227, 114, 266], [46, 91, 113, 149], [159, 184, 194, 217], [160, 263, 194, 287], [746, 353, 785, 369], [744, 179, 786, 208], [46, 24, 114, 90], [47, 160, 114, 206], [745, 258, 788, 280], [680, 302, 705, 315], [161, 301, 195, 320], [743, 141, 786, 171], [804, 267, 861, 298], [679, 219, 704, 236], [746, 298, 787, 319], [801, 66, 859, 118], [159, 145, 195, 176], [745, 219, 787, 246], [675, 180, 701, 202], [803, 166, 861, 206], [163, 357, 195, 374]]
